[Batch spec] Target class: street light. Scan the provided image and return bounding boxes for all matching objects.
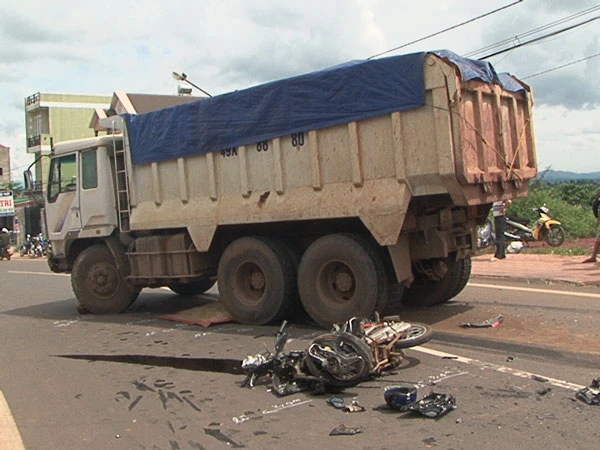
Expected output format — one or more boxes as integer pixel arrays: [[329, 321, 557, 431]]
[[172, 72, 212, 97]]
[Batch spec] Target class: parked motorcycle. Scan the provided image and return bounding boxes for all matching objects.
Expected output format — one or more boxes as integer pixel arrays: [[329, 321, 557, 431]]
[[19, 234, 32, 257], [477, 205, 566, 250], [477, 218, 495, 250], [506, 205, 565, 247], [0, 244, 11, 260], [21, 233, 49, 258], [241, 315, 433, 396]]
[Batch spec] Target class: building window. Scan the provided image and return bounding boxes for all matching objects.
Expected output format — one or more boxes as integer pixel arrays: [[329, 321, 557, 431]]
[[0, 168, 3, 176]]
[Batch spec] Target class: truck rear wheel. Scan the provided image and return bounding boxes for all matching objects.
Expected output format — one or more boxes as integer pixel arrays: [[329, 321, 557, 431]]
[[440, 256, 471, 303], [217, 237, 296, 325], [169, 279, 216, 296], [71, 245, 140, 314], [402, 257, 455, 307], [298, 234, 388, 328]]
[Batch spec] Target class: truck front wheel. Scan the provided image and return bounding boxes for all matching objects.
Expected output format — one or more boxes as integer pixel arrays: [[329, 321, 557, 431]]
[[298, 234, 387, 328], [217, 237, 297, 325], [71, 245, 140, 314]]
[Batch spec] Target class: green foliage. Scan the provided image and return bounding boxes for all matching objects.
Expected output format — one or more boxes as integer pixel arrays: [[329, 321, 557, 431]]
[[0, 181, 24, 197], [508, 181, 600, 239]]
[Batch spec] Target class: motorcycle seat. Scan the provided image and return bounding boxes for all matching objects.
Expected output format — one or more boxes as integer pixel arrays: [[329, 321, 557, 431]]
[[507, 216, 530, 225]]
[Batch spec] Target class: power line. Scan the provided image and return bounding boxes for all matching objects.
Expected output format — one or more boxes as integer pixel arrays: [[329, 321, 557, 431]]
[[367, 0, 523, 60], [466, 4, 600, 58], [522, 52, 600, 79], [478, 15, 600, 59]]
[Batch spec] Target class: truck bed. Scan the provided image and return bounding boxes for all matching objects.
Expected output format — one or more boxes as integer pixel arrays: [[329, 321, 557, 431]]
[[123, 51, 537, 251]]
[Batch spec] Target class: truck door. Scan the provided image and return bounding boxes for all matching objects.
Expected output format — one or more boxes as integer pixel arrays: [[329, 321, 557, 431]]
[[78, 146, 117, 232], [45, 153, 81, 242]]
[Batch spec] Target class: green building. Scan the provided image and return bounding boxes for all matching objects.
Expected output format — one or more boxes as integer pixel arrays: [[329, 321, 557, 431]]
[[25, 92, 112, 189]]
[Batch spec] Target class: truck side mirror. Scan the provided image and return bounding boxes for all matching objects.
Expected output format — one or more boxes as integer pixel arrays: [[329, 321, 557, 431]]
[[23, 170, 34, 191]]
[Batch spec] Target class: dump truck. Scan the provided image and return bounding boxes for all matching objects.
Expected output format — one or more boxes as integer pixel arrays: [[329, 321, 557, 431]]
[[29, 50, 537, 327]]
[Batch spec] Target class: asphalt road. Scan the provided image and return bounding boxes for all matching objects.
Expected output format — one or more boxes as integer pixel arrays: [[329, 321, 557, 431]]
[[0, 257, 598, 450]]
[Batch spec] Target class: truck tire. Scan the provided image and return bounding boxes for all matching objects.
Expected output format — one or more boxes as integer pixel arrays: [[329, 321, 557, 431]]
[[169, 279, 216, 296], [298, 234, 388, 328], [71, 245, 140, 314], [440, 256, 471, 303], [402, 257, 455, 307], [217, 237, 296, 325]]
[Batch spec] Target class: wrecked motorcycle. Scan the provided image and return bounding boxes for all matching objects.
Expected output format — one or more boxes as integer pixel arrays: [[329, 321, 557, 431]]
[[241, 316, 433, 396]]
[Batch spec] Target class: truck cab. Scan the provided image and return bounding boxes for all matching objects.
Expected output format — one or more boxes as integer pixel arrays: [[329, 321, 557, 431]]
[[40, 135, 121, 271]]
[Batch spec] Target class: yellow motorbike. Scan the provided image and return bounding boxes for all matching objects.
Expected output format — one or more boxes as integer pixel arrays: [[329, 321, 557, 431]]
[[505, 205, 565, 247]]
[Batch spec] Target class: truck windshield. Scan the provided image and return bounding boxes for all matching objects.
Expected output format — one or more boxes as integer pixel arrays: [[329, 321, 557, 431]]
[[47, 154, 77, 203]]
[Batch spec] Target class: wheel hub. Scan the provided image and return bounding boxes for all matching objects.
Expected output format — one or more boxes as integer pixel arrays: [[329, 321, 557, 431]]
[[334, 271, 354, 292], [250, 271, 266, 291], [88, 263, 118, 296]]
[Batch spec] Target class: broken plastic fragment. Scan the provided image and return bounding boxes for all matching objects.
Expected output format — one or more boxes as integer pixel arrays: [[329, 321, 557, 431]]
[[329, 424, 362, 436], [343, 401, 365, 413], [327, 396, 346, 409], [409, 392, 457, 418], [459, 314, 503, 328], [576, 378, 600, 405]]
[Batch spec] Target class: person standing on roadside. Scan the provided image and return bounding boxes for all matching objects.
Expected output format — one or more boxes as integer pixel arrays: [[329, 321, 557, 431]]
[[490, 199, 511, 261], [582, 189, 600, 263]]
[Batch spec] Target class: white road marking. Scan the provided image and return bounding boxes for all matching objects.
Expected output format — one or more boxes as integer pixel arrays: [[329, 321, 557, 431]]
[[0, 390, 26, 450], [411, 345, 585, 392], [8, 270, 69, 277], [468, 282, 600, 299]]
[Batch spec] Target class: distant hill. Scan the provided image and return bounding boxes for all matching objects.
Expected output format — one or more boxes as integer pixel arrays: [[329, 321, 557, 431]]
[[538, 170, 600, 183]]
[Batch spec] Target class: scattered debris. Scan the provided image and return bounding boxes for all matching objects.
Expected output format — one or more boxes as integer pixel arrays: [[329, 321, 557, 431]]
[[536, 387, 552, 396], [343, 400, 366, 413], [410, 393, 457, 418], [530, 375, 548, 383], [459, 314, 503, 328], [327, 396, 347, 410], [576, 378, 600, 405], [262, 398, 313, 415], [329, 424, 362, 436], [431, 371, 469, 385], [383, 387, 457, 419]]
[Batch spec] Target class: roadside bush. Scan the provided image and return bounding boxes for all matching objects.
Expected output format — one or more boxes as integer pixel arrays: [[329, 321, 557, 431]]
[[507, 181, 599, 239]]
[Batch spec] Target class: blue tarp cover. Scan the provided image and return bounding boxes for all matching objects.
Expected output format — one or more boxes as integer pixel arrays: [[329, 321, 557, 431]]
[[124, 50, 526, 165]]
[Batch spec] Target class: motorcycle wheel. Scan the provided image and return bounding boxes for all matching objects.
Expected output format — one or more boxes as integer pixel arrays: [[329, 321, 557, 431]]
[[545, 224, 565, 247], [395, 323, 434, 348], [305, 332, 373, 388]]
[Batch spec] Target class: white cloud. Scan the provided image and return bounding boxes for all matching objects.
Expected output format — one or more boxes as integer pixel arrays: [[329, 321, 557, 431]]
[[1, 0, 599, 181]]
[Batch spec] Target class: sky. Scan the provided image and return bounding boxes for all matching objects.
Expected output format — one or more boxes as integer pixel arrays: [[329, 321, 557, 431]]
[[1, 0, 599, 181]]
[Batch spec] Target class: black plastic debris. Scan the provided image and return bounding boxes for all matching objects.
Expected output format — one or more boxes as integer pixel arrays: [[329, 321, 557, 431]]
[[459, 314, 503, 328], [410, 393, 457, 418], [576, 378, 600, 405], [536, 387, 552, 396], [383, 386, 456, 419], [382, 388, 456, 418], [329, 424, 362, 436]]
